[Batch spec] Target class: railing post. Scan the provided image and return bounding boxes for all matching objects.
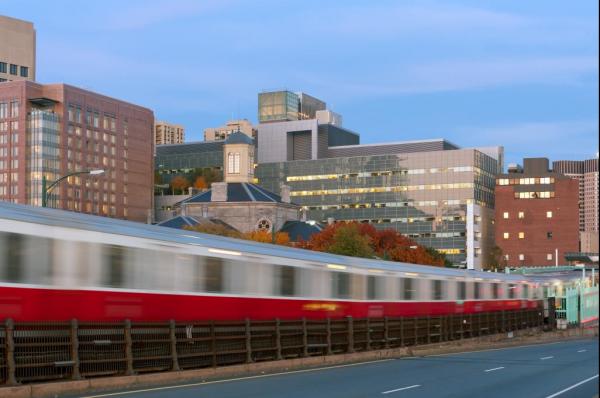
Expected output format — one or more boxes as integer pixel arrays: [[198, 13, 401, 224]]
[[414, 317, 418, 344], [426, 316, 431, 344], [326, 318, 332, 355], [276, 318, 283, 360], [245, 318, 252, 363], [124, 319, 134, 375], [302, 318, 308, 357], [384, 317, 390, 348], [169, 320, 180, 371], [5, 319, 17, 386], [70, 319, 81, 380], [347, 316, 354, 353], [399, 317, 404, 347], [210, 322, 217, 367], [366, 318, 371, 351]]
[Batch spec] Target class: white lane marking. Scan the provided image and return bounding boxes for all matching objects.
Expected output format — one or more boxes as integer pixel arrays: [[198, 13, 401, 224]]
[[544, 374, 599, 398], [484, 366, 505, 372], [82, 358, 395, 398], [577, 349, 587, 353], [540, 356, 554, 360], [382, 384, 421, 394]]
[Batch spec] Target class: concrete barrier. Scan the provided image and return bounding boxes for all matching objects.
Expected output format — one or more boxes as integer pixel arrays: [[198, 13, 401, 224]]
[[1, 326, 596, 398]]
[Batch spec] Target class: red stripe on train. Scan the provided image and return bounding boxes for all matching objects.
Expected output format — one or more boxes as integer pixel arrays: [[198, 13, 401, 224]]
[[0, 286, 539, 322]]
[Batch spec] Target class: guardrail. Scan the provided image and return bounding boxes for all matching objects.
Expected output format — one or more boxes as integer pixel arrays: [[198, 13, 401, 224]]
[[0, 308, 544, 386]]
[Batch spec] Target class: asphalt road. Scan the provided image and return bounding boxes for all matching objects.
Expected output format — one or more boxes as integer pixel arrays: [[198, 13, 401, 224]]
[[82, 338, 599, 398]]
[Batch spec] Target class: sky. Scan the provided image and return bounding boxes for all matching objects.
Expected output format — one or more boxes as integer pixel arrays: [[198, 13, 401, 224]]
[[2, 0, 598, 165]]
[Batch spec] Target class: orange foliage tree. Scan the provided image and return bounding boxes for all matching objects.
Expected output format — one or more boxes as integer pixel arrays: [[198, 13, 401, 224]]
[[243, 230, 290, 246], [193, 176, 208, 190], [301, 221, 447, 267], [170, 175, 190, 194]]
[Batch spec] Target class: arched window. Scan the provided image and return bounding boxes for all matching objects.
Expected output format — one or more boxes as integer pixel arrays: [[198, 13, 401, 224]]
[[234, 153, 240, 173], [228, 152, 234, 173]]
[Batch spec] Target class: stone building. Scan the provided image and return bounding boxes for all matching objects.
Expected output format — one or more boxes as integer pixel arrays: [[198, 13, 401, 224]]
[[178, 131, 299, 233]]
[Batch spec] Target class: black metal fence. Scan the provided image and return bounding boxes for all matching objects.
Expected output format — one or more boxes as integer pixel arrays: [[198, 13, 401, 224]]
[[1, 308, 544, 386]]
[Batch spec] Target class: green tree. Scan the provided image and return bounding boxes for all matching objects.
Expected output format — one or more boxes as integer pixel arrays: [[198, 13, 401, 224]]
[[486, 245, 506, 271], [326, 223, 374, 258]]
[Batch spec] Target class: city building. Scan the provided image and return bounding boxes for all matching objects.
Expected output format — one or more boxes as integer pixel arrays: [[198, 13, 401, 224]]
[[552, 158, 599, 252], [494, 158, 579, 267], [256, 140, 503, 269], [0, 80, 154, 222], [204, 119, 256, 141], [155, 140, 224, 186], [178, 132, 299, 233], [155, 120, 184, 145], [258, 90, 326, 123], [0, 15, 36, 82]]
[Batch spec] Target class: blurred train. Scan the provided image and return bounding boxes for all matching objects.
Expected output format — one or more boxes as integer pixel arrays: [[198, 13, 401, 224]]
[[0, 201, 570, 322]]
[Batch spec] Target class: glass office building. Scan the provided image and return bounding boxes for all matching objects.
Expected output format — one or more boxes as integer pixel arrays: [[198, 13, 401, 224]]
[[258, 91, 326, 123], [155, 141, 224, 184], [256, 147, 501, 268]]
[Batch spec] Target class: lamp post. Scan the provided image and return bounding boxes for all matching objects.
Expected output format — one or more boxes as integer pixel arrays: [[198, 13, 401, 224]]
[[41, 169, 105, 208]]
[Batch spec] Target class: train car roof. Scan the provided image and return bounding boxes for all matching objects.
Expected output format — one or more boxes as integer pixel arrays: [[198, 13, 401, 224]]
[[0, 202, 575, 284]]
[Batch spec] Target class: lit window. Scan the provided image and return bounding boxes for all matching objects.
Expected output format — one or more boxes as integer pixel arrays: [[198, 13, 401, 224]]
[[518, 232, 525, 239], [518, 254, 524, 261], [546, 211, 553, 218], [503, 212, 509, 219], [518, 211, 524, 219], [503, 232, 510, 239], [547, 253, 553, 260]]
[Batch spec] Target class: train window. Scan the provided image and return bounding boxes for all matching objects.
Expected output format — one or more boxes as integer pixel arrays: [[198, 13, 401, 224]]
[[432, 280, 444, 300], [457, 281, 466, 300], [367, 275, 384, 300], [474, 282, 481, 300], [0, 232, 23, 282], [508, 284, 516, 299], [523, 284, 529, 299], [401, 278, 416, 300], [275, 265, 296, 296], [492, 283, 500, 299], [205, 257, 223, 293], [104, 245, 125, 287], [331, 272, 350, 299]]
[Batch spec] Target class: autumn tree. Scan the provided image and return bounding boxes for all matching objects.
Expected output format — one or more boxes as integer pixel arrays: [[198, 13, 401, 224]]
[[326, 223, 374, 258], [170, 175, 190, 194], [243, 230, 291, 245], [193, 176, 208, 190]]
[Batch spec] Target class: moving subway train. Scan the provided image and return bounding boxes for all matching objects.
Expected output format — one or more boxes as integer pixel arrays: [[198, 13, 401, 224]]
[[0, 202, 568, 322]]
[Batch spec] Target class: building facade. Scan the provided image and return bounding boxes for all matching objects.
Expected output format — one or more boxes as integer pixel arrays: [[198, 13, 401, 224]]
[[258, 90, 326, 123], [155, 141, 224, 186], [204, 119, 256, 141], [552, 158, 599, 245], [0, 15, 36, 82], [494, 158, 579, 267], [256, 144, 502, 269], [154, 120, 184, 145], [0, 80, 154, 222]]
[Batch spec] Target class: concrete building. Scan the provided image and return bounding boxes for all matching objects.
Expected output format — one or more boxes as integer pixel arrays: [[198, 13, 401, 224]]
[[204, 119, 256, 141], [0, 15, 35, 82], [155, 120, 184, 145], [0, 80, 154, 222], [552, 158, 599, 252], [179, 132, 299, 233], [494, 158, 579, 267], [258, 90, 326, 123], [256, 141, 503, 269]]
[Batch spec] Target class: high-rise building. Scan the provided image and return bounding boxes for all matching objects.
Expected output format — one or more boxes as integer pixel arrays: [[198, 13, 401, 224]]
[[204, 119, 256, 141], [0, 80, 154, 222], [494, 158, 579, 266], [155, 121, 184, 145], [258, 90, 326, 123], [553, 158, 599, 253], [0, 15, 36, 82]]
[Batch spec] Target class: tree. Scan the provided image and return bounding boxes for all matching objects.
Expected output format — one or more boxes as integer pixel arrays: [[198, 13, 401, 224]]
[[243, 230, 291, 245], [486, 245, 507, 271], [326, 223, 374, 258], [193, 176, 208, 190], [183, 223, 242, 239], [170, 175, 190, 195]]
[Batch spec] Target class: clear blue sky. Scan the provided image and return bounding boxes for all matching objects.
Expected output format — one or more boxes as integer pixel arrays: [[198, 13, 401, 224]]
[[3, 0, 598, 165]]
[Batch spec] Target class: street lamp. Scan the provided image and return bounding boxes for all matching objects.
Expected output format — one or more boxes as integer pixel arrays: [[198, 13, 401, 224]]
[[41, 169, 105, 208]]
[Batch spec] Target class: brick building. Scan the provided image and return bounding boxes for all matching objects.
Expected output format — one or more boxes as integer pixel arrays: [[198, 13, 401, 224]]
[[494, 158, 579, 267], [0, 80, 154, 222]]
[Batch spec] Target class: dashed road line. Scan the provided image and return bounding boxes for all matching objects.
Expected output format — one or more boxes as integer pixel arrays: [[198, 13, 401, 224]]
[[540, 356, 554, 360], [544, 374, 598, 398], [382, 384, 421, 394], [577, 349, 587, 353], [484, 366, 505, 372]]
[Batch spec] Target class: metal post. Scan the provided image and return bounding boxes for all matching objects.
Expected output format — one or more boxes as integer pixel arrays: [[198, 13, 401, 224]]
[[366, 318, 371, 351], [169, 320, 180, 371], [70, 319, 81, 380], [210, 322, 217, 367], [399, 317, 404, 347], [124, 319, 134, 376], [347, 316, 354, 353], [302, 318, 308, 357], [384, 317, 390, 348], [5, 319, 17, 385], [275, 318, 283, 360], [245, 318, 252, 363], [426, 317, 431, 344], [326, 318, 332, 355]]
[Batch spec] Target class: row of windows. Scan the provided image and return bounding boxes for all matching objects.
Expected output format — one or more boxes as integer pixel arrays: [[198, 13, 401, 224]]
[[502, 231, 553, 239], [286, 166, 476, 182], [497, 177, 555, 186], [0, 101, 19, 119], [291, 183, 475, 197], [504, 253, 555, 261], [0, 232, 537, 301], [302, 199, 469, 211], [514, 191, 555, 199], [0, 62, 28, 77], [502, 211, 552, 219]]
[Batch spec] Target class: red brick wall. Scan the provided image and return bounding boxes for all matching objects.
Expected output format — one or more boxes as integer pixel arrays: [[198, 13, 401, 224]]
[[494, 178, 579, 266]]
